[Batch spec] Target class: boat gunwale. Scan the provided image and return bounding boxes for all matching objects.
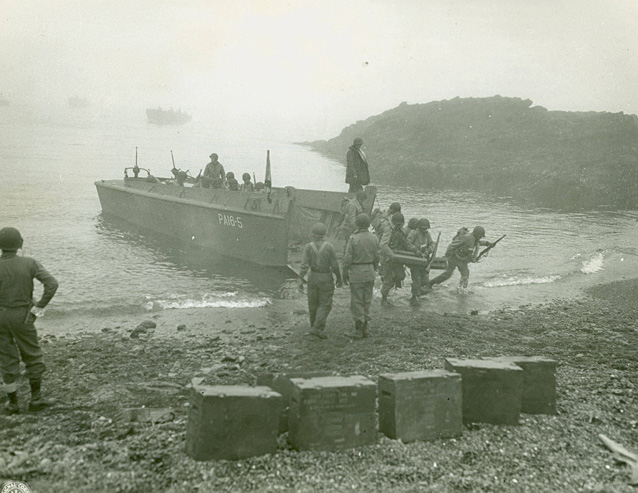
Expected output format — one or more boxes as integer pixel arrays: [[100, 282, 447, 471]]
[[95, 180, 291, 221]]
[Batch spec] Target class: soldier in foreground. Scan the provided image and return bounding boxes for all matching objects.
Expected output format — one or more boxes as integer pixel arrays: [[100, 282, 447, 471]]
[[342, 213, 380, 339], [0, 227, 58, 414], [380, 213, 419, 306], [297, 223, 343, 339], [428, 226, 494, 290]]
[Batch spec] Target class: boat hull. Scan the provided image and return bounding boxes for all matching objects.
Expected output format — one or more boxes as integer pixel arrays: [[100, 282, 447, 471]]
[[95, 180, 291, 266]]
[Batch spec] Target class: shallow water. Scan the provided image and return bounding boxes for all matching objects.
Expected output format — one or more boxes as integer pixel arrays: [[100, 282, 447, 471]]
[[1, 105, 636, 319]]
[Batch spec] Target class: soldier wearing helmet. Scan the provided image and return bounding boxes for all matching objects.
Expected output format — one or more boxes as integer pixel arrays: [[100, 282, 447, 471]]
[[226, 171, 239, 191], [345, 137, 370, 193], [428, 225, 493, 290], [342, 213, 380, 338], [379, 212, 419, 306], [202, 153, 226, 189], [371, 201, 401, 240], [0, 227, 58, 414], [240, 172, 254, 192], [408, 218, 435, 298], [403, 217, 420, 237], [297, 223, 343, 339]]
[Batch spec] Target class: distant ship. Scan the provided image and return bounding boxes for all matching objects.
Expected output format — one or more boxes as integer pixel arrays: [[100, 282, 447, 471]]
[[146, 107, 192, 125], [68, 96, 89, 108]]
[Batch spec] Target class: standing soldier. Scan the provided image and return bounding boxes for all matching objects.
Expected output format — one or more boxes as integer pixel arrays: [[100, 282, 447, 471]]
[[345, 137, 370, 193], [342, 213, 379, 339], [380, 213, 419, 306], [297, 223, 343, 339], [202, 153, 226, 188], [428, 226, 494, 290], [0, 227, 58, 414], [338, 190, 367, 245], [408, 218, 435, 297]]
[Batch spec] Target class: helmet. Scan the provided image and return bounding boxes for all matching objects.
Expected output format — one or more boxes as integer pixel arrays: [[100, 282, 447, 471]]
[[353, 137, 363, 145], [473, 226, 486, 238], [311, 223, 327, 237], [407, 218, 419, 229], [0, 227, 23, 251], [355, 190, 367, 202], [418, 218, 430, 230], [210, 153, 218, 159], [355, 213, 370, 229], [226, 172, 234, 179], [242, 172, 251, 181], [391, 213, 405, 225], [388, 202, 401, 214]]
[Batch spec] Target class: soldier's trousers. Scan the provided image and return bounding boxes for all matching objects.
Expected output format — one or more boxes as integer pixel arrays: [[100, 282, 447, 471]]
[[0, 307, 46, 393], [349, 281, 374, 324], [381, 263, 405, 298], [430, 256, 471, 288], [307, 273, 335, 332], [410, 266, 428, 297]]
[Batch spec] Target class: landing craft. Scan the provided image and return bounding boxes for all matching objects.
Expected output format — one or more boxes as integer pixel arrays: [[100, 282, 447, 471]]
[[95, 150, 377, 269]]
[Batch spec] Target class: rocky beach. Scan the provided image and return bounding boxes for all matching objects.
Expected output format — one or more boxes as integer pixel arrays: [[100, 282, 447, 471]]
[[1, 277, 637, 492]]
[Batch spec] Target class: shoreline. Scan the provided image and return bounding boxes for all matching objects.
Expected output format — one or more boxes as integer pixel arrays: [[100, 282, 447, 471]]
[[1, 277, 637, 491]]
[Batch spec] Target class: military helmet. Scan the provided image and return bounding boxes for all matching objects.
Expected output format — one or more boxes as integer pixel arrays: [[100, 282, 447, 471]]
[[407, 218, 419, 229], [355, 213, 370, 229], [353, 137, 363, 145], [0, 227, 23, 251], [226, 171, 234, 179], [388, 202, 401, 214], [242, 172, 251, 181], [473, 226, 486, 238], [210, 153, 218, 159], [311, 223, 327, 237], [391, 213, 405, 225], [418, 218, 430, 230]]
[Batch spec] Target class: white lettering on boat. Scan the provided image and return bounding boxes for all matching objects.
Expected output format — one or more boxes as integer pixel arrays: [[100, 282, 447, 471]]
[[218, 213, 243, 228]]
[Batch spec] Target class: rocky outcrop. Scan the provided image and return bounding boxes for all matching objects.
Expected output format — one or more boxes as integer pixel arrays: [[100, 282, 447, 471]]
[[305, 96, 638, 210]]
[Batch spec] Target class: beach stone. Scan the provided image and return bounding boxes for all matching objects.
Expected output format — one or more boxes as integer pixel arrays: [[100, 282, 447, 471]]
[[444, 358, 523, 425], [257, 371, 333, 433], [177, 324, 187, 331], [485, 356, 558, 415], [288, 376, 376, 451], [378, 370, 463, 442], [185, 385, 283, 461], [136, 320, 157, 330]]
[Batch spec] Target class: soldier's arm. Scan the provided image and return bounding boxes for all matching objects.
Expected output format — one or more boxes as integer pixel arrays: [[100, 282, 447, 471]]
[[33, 260, 58, 308], [298, 244, 311, 280], [380, 229, 394, 258], [342, 237, 353, 274]]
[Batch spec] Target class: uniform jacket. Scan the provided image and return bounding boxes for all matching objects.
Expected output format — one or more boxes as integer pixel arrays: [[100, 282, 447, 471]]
[[299, 240, 340, 280], [204, 161, 226, 182], [0, 253, 58, 308], [345, 146, 370, 186], [444, 230, 490, 261], [408, 229, 434, 256], [340, 198, 365, 237], [342, 229, 380, 283], [380, 226, 417, 263]]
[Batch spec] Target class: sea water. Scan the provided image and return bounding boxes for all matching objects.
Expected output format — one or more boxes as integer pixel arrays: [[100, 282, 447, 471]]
[[1, 106, 637, 321]]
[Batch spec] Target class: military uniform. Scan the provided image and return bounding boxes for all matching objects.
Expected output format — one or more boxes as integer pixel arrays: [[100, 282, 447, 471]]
[[408, 228, 434, 297], [380, 225, 418, 302], [430, 228, 490, 288], [0, 252, 57, 396], [338, 196, 365, 244], [298, 239, 341, 336], [342, 228, 380, 334]]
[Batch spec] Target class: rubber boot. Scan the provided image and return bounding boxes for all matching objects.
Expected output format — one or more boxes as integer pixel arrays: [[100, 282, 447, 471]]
[[28, 379, 57, 412]]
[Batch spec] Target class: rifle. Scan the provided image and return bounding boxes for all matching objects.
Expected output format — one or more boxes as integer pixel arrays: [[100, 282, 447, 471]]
[[476, 234, 506, 262], [425, 232, 441, 272]]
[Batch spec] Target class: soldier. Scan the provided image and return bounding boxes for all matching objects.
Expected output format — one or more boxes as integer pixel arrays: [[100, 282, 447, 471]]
[[408, 218, 435, 297], [338, 190, 367, 243], [371, 202, 401, 240], [345, 137, 370, 193], [240, 172, 254, 192], [0, 227, 58, 414], [403, 217, 419, 237], [297, 223, 343, 339], [342, 213, 380, 339], [380, 213, 419, 306], [202, 153, 226, 188], [428, 226, 494, 289]]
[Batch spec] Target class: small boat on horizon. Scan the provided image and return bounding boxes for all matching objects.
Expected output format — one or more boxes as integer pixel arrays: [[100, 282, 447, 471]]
[[146, 107, 192, 125]]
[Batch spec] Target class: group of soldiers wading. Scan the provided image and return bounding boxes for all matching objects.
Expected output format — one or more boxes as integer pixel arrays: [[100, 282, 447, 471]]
[[297, 192, 495, 340]]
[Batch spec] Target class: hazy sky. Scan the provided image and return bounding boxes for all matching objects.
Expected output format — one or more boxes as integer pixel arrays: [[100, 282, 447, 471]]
[[2, 0, 637, 139]]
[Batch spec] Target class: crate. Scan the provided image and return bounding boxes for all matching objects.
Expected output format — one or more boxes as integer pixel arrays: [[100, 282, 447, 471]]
[[185, 385, 283, 461], [444, 358, 523, 425], [288, 376, 376, 451], [379, 370, 463, 442]]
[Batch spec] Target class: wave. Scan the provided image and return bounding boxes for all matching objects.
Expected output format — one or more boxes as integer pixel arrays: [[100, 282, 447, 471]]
[[144, 292, 271, 310], [483, 275, 562, 288], [580, 251, 604, 274]]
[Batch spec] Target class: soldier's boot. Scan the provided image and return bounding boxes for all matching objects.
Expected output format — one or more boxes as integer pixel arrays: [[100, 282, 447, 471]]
[[347, 321, 364, 339], [308, 328, 327, 339], [381, 293, 393, 307], [410, 296, 421, 307], [361, 321, 369, 338], [4, 392, 19, 415], [28, 379, 57, 412]]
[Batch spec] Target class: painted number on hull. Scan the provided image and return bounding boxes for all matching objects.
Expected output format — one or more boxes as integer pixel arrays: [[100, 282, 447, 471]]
[[218, 214, 243, 228]]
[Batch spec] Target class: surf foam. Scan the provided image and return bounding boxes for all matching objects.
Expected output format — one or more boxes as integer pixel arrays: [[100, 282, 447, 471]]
[[580, 252, 604, 274], [483, 275, 561, 288]]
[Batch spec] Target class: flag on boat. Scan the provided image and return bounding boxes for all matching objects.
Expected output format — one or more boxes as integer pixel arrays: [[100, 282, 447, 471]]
[[265, 150, 272, 203]]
